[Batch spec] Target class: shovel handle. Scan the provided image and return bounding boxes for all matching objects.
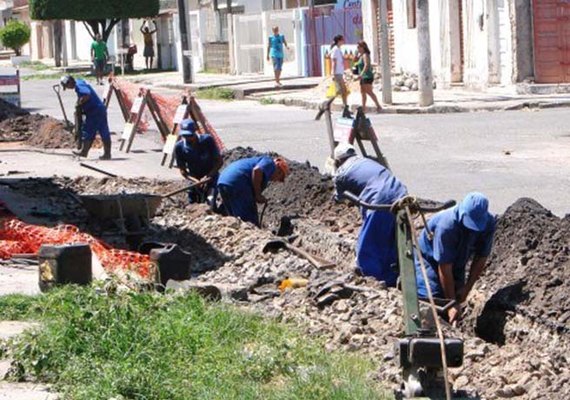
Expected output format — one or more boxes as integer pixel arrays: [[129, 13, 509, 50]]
[[161, 177, 212, 199]]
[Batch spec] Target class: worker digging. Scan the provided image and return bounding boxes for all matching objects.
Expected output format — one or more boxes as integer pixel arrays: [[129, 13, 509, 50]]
[[174, 118, 223, 207], [0, 74, 568, 400], [60, 75, 112, 160]]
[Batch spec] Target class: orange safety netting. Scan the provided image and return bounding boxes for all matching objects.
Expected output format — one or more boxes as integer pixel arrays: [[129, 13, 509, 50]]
[[111, 78, 225, 152], [0, 218, 153, 280]]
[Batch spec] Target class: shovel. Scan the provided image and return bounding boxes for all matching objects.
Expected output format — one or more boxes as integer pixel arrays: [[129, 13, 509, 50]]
[[162, 178, 212, 199], [262, 239, 336, 269], [52, 84, 71, 130]]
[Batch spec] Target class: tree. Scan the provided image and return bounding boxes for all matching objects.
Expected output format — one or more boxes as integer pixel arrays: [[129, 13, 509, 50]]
[[0, 20, 31, 56], [29, 0, 159, 42]]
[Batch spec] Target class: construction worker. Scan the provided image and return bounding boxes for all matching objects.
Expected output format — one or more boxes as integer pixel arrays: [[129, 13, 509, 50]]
[[174, 119, 222, 205], [333, 143, 407, 286], [61, 75, 111, 160], [217, 156, 289, 226], [333, 143, 388, 202], [415, 192, 495, 324]]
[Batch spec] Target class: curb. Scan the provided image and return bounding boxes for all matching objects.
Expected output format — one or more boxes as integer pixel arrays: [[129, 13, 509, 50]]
[[252, 95, 570, 114]]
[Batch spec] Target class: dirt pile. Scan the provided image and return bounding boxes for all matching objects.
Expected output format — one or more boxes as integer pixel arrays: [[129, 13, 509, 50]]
[[0, 113, 75, 148], [0, 98, 28, 122]]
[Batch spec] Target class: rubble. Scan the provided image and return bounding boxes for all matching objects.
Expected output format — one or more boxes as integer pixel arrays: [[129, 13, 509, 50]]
[[1, 148, 569, 398]]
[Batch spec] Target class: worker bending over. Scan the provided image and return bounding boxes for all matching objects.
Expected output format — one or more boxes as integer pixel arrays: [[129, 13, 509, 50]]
[[415, 192, 495, 324], [333, 143, 389, 200], [61, 75, 111, 160], [174, 119, 222, 205], [333, 143, 407, 286], [217, 156, 289, 226]]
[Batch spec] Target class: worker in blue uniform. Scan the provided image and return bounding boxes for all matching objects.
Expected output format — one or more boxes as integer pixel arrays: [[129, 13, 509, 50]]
[[415, 192, 495, 324], [333, 143, 391, 206], [174, 119, 223, 205], [333, 143, 408, 286], [61, 75, 111, 160], [217, 156, 289, 226]]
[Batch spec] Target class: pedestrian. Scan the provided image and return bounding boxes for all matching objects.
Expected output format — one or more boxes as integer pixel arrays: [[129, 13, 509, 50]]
[[60, 75, 111, 160], [333, 143, 407, 285], [330, 34, 351, 118], [174, 119, 223, 206], [414, 192, 495, 324], [90, 34, 108, 85], [141, 20, 157, 70], [217, 156, 289, 226], [267, 26, 289, 87], [355, 41, 382, 113]]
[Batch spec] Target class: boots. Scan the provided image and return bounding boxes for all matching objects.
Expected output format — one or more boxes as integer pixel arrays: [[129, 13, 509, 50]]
[[342, 105, 353, 119], [99, 140, 112, 160], [72, 140, 93, 157]]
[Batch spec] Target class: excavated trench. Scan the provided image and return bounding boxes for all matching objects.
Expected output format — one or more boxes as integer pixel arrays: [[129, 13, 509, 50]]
[[1, 147, 569, 398]]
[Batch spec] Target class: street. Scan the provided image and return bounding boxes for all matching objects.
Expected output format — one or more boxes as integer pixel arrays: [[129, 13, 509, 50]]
[[2, 78, 570, 216]]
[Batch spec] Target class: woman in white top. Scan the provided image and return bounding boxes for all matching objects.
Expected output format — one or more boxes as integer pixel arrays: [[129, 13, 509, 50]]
[[330, 34, 350, 116]]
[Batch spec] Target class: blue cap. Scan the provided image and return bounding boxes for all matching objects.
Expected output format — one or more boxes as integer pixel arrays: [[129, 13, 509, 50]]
[[179, 119, 197, 137], [459, 192, 490, 232]]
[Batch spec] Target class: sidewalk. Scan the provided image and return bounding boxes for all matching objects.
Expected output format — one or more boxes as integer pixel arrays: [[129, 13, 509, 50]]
[[249, 82, 570, 114], [129, 70, 570, 114]]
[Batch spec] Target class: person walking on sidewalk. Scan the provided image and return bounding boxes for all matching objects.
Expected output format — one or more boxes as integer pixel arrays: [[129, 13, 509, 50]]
[[267, 26, 289, 87], [61, 75, 112, 160], [90, 34, 108, 85], [355, 41, 382, 113], [174, 119, 223, 206], [141, 20, 157, 70], [330, 34, 351, 118]]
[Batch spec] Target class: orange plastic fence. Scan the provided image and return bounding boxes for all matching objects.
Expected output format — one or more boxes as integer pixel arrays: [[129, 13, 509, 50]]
[[0, 218, 153, 280], [111, 78, 225, 152]]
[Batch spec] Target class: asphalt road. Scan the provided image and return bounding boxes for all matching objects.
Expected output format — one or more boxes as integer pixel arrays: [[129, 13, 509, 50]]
[[6, 78, 570, 216]]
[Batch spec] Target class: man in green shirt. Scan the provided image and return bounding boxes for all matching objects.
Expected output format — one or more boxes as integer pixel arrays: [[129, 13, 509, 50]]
[[91, 34, 109, 85]]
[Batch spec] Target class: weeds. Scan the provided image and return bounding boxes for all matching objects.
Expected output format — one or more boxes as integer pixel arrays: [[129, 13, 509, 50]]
[[0, 286, 391, 400], [195, 87, 235, 101]]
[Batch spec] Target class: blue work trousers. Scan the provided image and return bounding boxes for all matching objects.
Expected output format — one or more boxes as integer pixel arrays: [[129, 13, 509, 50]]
[[356, 210, 399, 287], [83, 108, 110, 142], [218, 184, 259, 226]]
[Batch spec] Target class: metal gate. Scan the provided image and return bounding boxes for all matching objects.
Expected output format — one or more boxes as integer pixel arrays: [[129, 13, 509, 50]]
[[533, 0, 570, 83], [233, 14, 264, 74], [303, 6, 364, 77]]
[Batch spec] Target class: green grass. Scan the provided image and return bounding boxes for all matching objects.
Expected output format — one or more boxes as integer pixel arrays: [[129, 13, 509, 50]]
[[22, 73, 91, 81], [259, 97, 277, 105], [0, 286, 391, 400], [19, 61, 50, 71], [195, 87, 235, 101]]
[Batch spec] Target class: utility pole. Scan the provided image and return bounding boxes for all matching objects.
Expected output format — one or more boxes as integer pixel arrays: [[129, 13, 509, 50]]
[[177, 0, 193, 83], [417, 0, 433, 106], [379, 0, 392, 104]]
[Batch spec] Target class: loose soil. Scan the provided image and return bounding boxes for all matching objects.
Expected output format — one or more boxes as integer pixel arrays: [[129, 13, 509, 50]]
[[0, 98, 74, 148], [0, 148, 569, 399]]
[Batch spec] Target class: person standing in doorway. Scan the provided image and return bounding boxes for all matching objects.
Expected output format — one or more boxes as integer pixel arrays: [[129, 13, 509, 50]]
[[267, 26, 289, 87], [355, 41, 382, 113], [90, 34, 108, 85], [141, 19, 158, 70], [330, 34, 351, 118]]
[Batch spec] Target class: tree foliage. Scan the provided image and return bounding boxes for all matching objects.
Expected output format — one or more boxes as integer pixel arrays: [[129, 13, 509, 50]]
[[29, 0, 159, 42], [0, 20, 31, 56]]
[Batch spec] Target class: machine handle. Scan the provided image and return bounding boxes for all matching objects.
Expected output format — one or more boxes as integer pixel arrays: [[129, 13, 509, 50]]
[[340, 191, 456, 213]]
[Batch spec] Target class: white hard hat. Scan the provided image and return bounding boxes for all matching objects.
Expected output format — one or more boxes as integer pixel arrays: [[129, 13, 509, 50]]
[[334, 143, 356, 161]]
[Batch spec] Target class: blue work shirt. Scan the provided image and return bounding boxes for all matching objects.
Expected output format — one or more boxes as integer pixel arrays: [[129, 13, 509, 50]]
[[334, 156, 391, 203], [218, 156, 276, 193], [174, 134, 220, 179], [415, 206, 495, 298], [74, 79, 105, 115], [269, 34, 285, 58], [359, 171, 408, 218]]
